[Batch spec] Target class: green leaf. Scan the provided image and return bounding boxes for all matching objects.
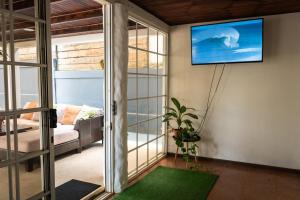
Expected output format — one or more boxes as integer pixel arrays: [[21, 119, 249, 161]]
[[163, 112, 174, 122], [165, 107, 177, 113], [183, 119, 193, 129], [171, 97, 181, 111], [185, 113, 199, 119], [162, 118, 169, 122], [170, 112, 178, 118], [177, 118, 182, 127], [164, 112, 177, 118], [176, 140, 183, 147], [183, 119, 192, 124], [180, 106, 187, 113]]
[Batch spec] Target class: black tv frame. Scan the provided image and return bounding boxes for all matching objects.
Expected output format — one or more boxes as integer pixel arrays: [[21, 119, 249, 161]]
[[190, 18, 264, 66]]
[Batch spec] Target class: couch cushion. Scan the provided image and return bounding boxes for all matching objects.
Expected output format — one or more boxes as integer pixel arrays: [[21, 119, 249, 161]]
[[0, 125, 79, 153], [54, 124, 79, 145], [0, 130, 41, 152], [61, 105, 81, 125], [1, 118, 40, 132]]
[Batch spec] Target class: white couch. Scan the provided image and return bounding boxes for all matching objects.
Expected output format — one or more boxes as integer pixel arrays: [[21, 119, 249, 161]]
[[0, 104, 103, 152]]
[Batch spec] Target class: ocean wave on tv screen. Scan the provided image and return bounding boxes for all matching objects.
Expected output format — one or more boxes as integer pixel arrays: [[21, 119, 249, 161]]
[[191, 19, 263, 64]]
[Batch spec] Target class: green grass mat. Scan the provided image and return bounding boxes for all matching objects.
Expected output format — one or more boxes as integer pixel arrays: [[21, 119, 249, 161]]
[[114, 166, 218, 200]]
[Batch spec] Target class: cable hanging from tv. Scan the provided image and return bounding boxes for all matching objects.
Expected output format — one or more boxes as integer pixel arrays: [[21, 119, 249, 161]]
[[197, 64, 226, 134]]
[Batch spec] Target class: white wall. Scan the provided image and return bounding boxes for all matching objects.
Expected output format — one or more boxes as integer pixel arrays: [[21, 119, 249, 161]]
[[168, 12, 300, 170]]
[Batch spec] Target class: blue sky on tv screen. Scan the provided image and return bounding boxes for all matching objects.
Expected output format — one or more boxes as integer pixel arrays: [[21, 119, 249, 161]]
[[191, 19, 263, 64]]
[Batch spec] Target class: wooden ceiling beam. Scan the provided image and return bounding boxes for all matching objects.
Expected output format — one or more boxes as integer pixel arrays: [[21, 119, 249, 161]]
[[10, 0, 62, 11], [13, 23, 103, 41], [51, 23, 102, 36], [13, 24, 138, 42], [11, 8, 102, 32], [51, 8, 102, 25]]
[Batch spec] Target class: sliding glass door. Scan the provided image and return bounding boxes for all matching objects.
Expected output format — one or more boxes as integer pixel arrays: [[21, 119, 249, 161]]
[[127, 18, 168, 178], [0, 0, 54, 199]]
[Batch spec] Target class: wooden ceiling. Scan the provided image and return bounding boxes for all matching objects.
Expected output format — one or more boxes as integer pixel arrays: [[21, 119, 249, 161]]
[[9, 0, 103, 42], [130, 0, 300, 25], [10, 0, 141, 42], [10, 0, 300, 41], [50, 0, 102, 37]]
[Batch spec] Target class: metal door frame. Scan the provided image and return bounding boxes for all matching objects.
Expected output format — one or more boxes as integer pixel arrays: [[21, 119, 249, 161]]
[[0, 0, 54, 199]]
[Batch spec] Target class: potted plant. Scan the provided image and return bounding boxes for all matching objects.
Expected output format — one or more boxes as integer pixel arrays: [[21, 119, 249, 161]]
[[163, 97, 201, 163]]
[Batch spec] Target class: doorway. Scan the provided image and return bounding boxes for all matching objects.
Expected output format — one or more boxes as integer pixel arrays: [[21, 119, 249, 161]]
[[50, 0, 106, 197], [0, 0, 113, 199]]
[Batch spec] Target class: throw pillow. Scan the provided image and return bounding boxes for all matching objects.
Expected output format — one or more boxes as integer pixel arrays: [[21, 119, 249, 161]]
[[20, 101, 38, 120], [74, 105, 103, 123], [55, 104, 68, 123], [32, 112, 40, 121], [61, 105, 81, 125]]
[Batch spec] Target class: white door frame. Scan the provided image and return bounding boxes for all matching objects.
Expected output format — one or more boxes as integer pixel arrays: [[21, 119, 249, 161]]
[[103, 0, 114, 193]]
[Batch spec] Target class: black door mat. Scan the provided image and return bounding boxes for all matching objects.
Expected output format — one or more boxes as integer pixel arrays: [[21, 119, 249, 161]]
[[56, 179, 100, 200]]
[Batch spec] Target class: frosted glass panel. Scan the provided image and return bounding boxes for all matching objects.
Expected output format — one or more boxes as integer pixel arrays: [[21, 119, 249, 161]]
[[127, 18, 167, 178]]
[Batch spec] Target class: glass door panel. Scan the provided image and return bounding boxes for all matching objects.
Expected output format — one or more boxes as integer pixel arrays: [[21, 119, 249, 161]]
[[13, 0, 36, 18], [0, 166, 10, 200], [13, 18, 38, 63], [127, 18, 168, 178], [19, 157, 44, 199], [137, 145, 147, 169], [128, 149, 137, 176], [0, 65, 4, 111], [0, 0, 53, 199]]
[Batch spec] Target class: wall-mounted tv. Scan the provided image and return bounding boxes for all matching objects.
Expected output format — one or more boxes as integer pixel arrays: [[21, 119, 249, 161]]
[[191, 18, 263, 65]]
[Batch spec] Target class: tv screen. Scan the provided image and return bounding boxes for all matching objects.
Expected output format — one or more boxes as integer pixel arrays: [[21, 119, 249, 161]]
[[191, 18, 263, 65]]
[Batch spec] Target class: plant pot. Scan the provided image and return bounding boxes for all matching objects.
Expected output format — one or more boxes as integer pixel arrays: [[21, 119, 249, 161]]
[[182, 134, 201, 142], [171, 129, 180, 139]]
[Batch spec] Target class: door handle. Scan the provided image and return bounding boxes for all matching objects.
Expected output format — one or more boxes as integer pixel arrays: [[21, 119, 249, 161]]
[[49, 109, 57, 128]]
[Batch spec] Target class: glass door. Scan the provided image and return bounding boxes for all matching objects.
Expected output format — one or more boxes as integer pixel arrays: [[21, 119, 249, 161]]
[[127, 17, 168, 178], [0, 0, 54, 199]]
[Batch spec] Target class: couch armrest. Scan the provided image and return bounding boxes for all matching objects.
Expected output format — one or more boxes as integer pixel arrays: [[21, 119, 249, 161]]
[[74, 115, 104, 147], [74, 118, 89, 131], [74, 116, 103, 130]]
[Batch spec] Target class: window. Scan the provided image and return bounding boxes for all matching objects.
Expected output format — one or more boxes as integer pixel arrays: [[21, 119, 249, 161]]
[[127, 18, 168, 178]]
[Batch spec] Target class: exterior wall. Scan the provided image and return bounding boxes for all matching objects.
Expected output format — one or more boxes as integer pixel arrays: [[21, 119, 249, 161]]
[[169, 12, 300, 170], [55, 42, 104, 71], [54, 71, 104, 108], [19, 67, 39, 107], [16, 37, 147, 71], [8, 32, 159, 109], [9, 35, 154, 109]]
